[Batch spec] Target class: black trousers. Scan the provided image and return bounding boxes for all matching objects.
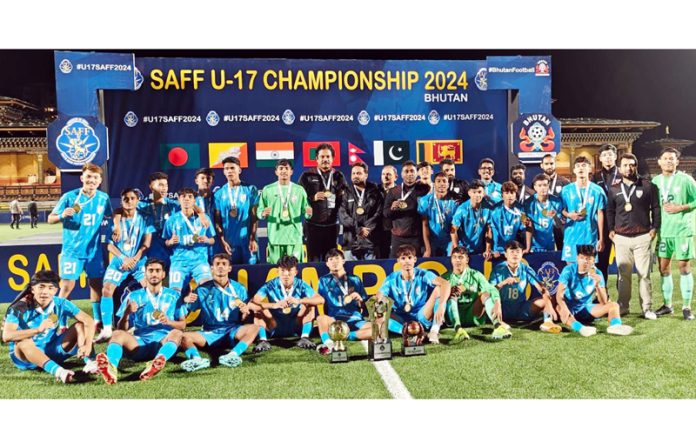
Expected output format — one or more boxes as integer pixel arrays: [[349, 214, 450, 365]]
[[389, 235, 422, 258], [10, 214, 20, 228], [306, 223, 339, 262], [30, 214, 38, 227], [597, 224, 611, 284]]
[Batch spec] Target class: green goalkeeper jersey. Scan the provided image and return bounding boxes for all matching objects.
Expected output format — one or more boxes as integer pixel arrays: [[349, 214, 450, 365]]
[[443, 268, 500, 305], [652, 171, 696, 238], [258, 181, 309, 245]]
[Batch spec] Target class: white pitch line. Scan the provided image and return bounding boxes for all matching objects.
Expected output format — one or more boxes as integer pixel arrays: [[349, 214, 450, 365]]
[[361, 341, 413, 400]]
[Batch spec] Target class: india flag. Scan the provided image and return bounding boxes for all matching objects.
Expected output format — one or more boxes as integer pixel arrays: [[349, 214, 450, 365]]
[[255, 142, 294, 167]]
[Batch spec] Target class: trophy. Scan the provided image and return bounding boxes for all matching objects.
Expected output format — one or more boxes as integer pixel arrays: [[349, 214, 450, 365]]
[[328, 321, 350, 363], [366, 295, 393, 361], [401, 321, 426, 356]]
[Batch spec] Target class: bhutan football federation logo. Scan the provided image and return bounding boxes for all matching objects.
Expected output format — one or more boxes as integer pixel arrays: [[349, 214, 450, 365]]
[[519, 116, 555, 153], [537, 261, 560, 295], [55, 118, 101, 165]]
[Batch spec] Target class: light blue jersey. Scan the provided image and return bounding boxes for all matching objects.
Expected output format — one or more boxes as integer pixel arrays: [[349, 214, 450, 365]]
[[489, 203, 525, 252], [483, 180, 503, 206], [417, 193, 458, 252], [195, 192, 215, 218], [379, 268, 437, 319], [52, 188, 112, 259], [524, 194, 563, 252], [5, 297, 81, 354], [109, 212, 155, 258], [560, 182, 607, 262], [116, 286, 184, 333], [214, 182, 259, 243], [558, 263, 606, 315], [452, 200, 491, 253], [490, 261, 543, 303], [188, 280, 249, 331], [318, 273, 366, 322], [162, 211, 216, 264], [256, 277, 316, 307]]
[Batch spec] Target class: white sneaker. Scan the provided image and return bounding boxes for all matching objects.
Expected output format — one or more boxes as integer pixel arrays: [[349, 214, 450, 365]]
[[82, 359, 99, 374], [94, 327, 113, 343], [643, 311, 657, 320], [607, 324, 634, 336], [55, 367, 75, 383], [428, 330, 440, 344], [579, 326, 597, 337]]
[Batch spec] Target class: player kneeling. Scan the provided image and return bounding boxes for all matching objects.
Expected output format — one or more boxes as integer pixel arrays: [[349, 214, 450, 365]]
[[490, 241, 561, 334], [316, 249, 374, 354], [556, 245, 633, 337], [2, 270, 95, 383], [376, 244, 450, 344], [95, 258, 186, 384], [252, 255, 324, 351], [180, 253, 260, 371], [443, 247, 511, 342]]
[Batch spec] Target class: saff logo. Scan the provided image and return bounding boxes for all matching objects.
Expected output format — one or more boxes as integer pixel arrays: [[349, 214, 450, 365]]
[[475, 68, 488, 91], [134, 67, 144, 90], [282, 109, 295, 125], [537, 261, 560, 294], [206, 110, 220, 127], [55, 118, 100, 165], [124, 111, 138, 128], [59, 59, 73, 74], [358, 110, 370, 126], [428, 110, 440, 125]]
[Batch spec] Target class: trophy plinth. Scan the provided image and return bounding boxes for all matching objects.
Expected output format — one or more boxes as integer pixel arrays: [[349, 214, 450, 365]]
[[368, 340, 392, 360]]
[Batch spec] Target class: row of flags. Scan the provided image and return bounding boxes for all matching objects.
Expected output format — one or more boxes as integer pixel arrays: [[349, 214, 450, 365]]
[[160, 140, 464, 170]]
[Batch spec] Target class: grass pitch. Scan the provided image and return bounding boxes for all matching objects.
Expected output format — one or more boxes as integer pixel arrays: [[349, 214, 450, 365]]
[[1, 263, 694, 399]]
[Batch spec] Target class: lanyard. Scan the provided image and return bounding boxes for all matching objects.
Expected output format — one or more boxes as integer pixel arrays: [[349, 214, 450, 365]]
[[146, 288, 162, 311], [152, 199, 169, 227], [518, 187, 526, 203], [506, 263, 520, 279], [620, 182, 637, 205], [574, 182, 590, 209], [181, 212, 201, 237], [550, 174, 558, 194], [603, 167, 619, 189], [277, 183, 291, 209], [122, 212, 140, 247], [354, 185, 366, 207], [470, 203, 482, 228], [432, 195, 445, 223], [216, 281, 242, 308], [660, 174, 676, 203], [318, 168, 334, 191], [75, 189, 95, 209], [334, 275, 350, 305], [400, 184, 414, 201], [535, 197, 550, 215], [227, 183, 241, 210], [281, 281, 295, 301], [401, 275, 416, 306]]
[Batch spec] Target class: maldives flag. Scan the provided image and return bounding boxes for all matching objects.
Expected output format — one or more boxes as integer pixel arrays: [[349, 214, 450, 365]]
[[160, 143, 200, 170], [302, 141, 341, 167], [347, 142, 366, 165]]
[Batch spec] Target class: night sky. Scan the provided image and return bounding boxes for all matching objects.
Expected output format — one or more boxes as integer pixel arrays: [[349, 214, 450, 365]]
[[2, 49, 695, 152]]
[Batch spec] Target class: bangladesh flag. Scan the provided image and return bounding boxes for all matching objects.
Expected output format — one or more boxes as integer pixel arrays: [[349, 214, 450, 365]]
[[160, 143, 201, 170]]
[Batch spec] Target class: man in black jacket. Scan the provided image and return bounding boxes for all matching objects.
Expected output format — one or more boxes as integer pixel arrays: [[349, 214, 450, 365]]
[[439, 158, 468, 204], [299, 143, 349, 262], [338, 162, 383, 260], [377, 165, 398, 259], [540, 153, 570, 249], [592, 144, 622, 285]]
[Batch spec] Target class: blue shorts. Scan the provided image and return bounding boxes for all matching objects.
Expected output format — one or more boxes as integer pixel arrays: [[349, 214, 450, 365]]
[[169, 259, 212, 290], [9, 333, 76, 371], [59, 253, 105, 280], [198, 326, 240, 347], [104, 257, 146, 287], [570, 303, 598, 324], [391, 299, 440, 331], [270, 308, 303, 338], [131, 329, 170, 361], [501, 299, 538, 322]]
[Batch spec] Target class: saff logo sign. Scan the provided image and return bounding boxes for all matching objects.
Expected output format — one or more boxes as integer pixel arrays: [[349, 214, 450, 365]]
[[206, 110, 220, 127], [134, 67, 144, 90], [475, 68, 488, 91], [535, 60, 550, 76], [282, 109, 295, 125], [55, 118, 101, 165], [537, 261, 560, 294], [428, 110, 440, 125], [124, 111, 138, 128], [358, 110, 370, 126], [59, 59, 73, 74], [512, 113, 561, 163]]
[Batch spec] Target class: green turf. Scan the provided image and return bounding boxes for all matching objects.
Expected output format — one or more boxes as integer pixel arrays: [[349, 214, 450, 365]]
[[0, 222, 61, 243], [0, 263, 694, 399]]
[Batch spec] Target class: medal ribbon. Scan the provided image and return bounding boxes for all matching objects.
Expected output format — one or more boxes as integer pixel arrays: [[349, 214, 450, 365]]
[[227, 183, 241, 211], [550, 174, 558, 194], [432, 195, 445, 224], [620, 182, 637, 208], [318, 168, 334, 192], [146, 288, 162, 312], [277, 183, 291, 210], [401, 276, 416, 308], [121, 212, 140, 253], [400, 184, 414, 202], [659, 174, 676, 203], [335, 275, 349, 306], [181, 212, 201, 239], [354, 185, 366, 209], [574, 182, 590, 211]]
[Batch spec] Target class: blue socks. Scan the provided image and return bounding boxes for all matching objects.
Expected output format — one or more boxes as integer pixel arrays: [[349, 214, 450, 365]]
[[388, 319, 404, 334], [570, 321, 583, 332], [106, 343, 123, 367], [233, 341, 249, 356], [320, 332, 330, 343], [185, 347, 201, 359], [348, 331, 358, 341], [301, 322, 312, 338], [157, 341, 178, 361], [100, 297, 114, 326], [42, 360, 60, 376], [91, 301, 101, 323], [610, 317, 622, 326], [258, 327, 267, 341]]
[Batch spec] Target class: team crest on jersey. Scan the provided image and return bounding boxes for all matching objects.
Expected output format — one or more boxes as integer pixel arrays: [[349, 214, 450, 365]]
[[636, 189, 643, 198], [56, 118, 101, 165], [537, 261, 560, 294], [97, 205, 104, 214]]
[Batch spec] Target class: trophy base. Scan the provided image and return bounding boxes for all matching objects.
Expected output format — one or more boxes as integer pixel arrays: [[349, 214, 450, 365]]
[[368, 340, 392, 361], [330, 350, 348, 363], [401, 345, 426, 356]]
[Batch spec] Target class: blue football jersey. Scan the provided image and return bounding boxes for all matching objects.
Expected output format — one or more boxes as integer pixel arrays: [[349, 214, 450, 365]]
[[214, 182, 259, 243], [490, 261, 543, 304], [489, 203, 525, 252], [5, 297, 81, 353], [451, 200, 491, 253], [162, 211, 216, 264], [188, 280, 249, 331], [195, 192, 215, 218], [116, 286, 184, 332], [318, 273, 366, 322], [524, 194, 563, 252], [137, 197, 180, 249], [484, 180, 503, 206], [108, 212, 155, 258], [379, 268, 437, 317], [256, 277, 316, 303], [52, 188, 113, 259], [560, 182, 607, 261], [417, 193, 458, 248], [558, 263, 606, 314]]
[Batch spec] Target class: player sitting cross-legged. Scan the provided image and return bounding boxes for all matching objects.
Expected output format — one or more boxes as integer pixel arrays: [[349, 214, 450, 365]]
[[179, 253, 260, 371]]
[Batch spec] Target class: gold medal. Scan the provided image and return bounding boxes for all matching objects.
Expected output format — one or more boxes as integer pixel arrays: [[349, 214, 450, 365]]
[[520, 213, 528, 222], [230, 299, 243, 308], [282, 306, 292, 315], [123, 242, 132, 252], [624, 203, 633, 212], [229, 208, 238, 218], [404, 302, 412, 313], [513, 276, 520, 283], [282, 208, 290, 219], [541, 209, 549, 217], [398, 201, 408, 209], [578, 208, 587, 217], [72, 202, 81, 213], [152, 310, 163, 319], [48, 313, 58, 324], [356, 207, 365, 215], [324, 190, 333, 196]]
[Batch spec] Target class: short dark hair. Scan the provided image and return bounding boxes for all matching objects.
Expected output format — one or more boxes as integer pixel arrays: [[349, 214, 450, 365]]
[[82, 163, 103, 175], [501, 181, 519, 194], [351, 162, 368, 173], [275, 159, 293, 169], [120, 188, 139, 198], [212, 253, 232, 264], [221, 156, 241, 167], [576, 244, 597, 257], [395, 244, 417, 258], [402, 160, 417, 169], [541, 153, 556, 163], [532, 173, 550, 186], [439, 158, 455, 167], [316, 143, 335, 157], [195, 167, 214, 178], [416, 161, 431, 170], [660, 147, 681, 159], [177, 187, 196, 198], [619, 153, 638, 165], [479, 158, 495, 169], [598, 144, 617, 156], [505, 240, 523, 251], [30, 270, 60, 287], [434, 172, 449, 181], [450, 246, 469, 257], [325, 248, 344, 261], [510, 163, 526, 175], [145, 258, 166, 271], [468, 179, 485, 190], [574, 156, 592, 167], [278, 255, 299, 270], [149, 172, 168, 183]]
